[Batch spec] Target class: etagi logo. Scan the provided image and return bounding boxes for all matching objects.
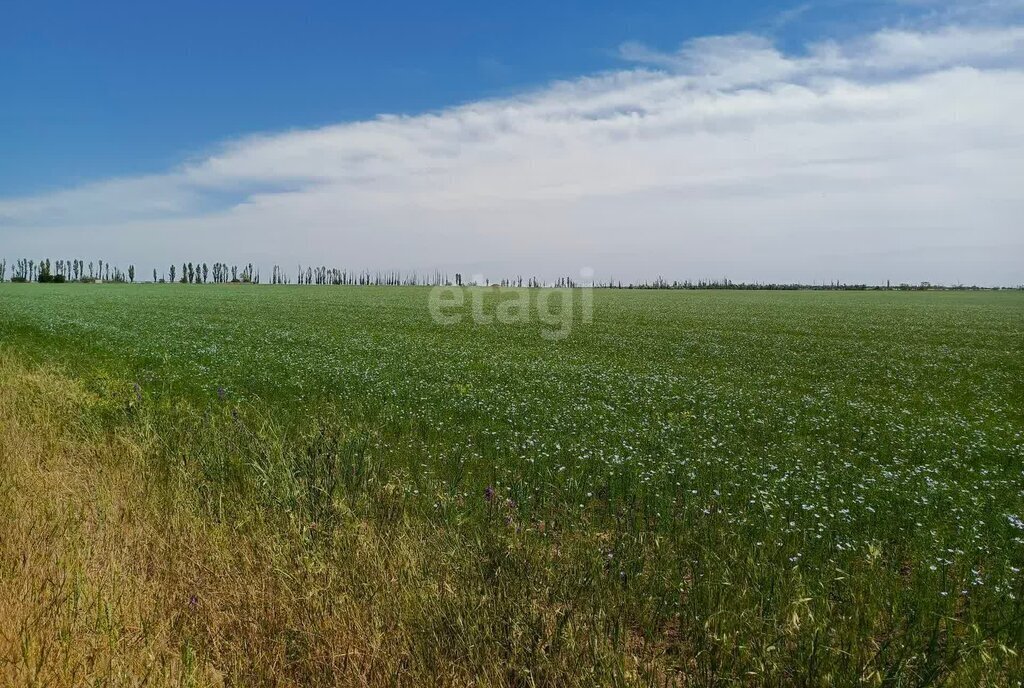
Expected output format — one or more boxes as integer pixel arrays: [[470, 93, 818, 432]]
[[428, 269, 594, 341]]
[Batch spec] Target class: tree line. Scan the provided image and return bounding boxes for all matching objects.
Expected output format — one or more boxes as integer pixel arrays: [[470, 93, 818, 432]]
[[163, 262, 256, 284], [2, 258, 135, 283], [0, 257, 1019, 290], [0, 258, 457, 286]]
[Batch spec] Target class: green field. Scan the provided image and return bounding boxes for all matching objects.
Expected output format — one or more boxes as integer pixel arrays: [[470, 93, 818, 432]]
[[1, 284, 1022, 686]]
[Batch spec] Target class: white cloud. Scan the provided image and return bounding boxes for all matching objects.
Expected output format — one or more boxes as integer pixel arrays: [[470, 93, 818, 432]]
[[1, 22, 1023, 285], [619, 25, 1024, 85]]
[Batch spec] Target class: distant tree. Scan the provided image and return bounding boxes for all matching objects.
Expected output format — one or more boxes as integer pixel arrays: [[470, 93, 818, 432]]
[[181, 263, 187, 284], [169, 265, 176, 283], [38, 259, 53, 283], [0, 259, 6, 282], [128, 265, 135, 283], [202, 263, 209, 283]]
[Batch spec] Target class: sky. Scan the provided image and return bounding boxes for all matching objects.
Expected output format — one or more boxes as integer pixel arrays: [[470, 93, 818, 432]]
[[1, 0, 1023, 285]]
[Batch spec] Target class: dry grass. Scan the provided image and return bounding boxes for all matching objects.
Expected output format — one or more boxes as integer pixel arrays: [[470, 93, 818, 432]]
[[0, 359, 221, 686], [0, 357, 656, 686]]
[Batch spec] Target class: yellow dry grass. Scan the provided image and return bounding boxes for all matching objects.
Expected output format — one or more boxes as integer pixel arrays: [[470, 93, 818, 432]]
[[0, 358, 223, 686], [0, 356, 647, 687]]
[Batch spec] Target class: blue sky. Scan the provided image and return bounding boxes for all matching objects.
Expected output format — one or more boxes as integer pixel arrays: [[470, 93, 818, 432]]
[[2, 0, 911, 194], [2, 0, 1023, 284]]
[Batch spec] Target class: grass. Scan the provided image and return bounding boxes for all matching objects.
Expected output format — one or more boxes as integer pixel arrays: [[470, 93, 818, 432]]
[[0, 283, 1022, 686]]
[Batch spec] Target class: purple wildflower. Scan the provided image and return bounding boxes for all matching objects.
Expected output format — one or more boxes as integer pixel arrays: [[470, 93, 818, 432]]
[[484, 486, 496, 503]]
